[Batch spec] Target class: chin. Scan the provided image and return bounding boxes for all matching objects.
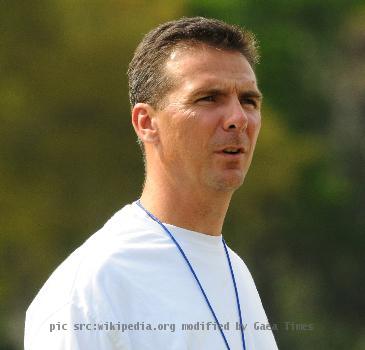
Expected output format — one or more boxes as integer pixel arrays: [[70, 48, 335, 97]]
[[207, 171, 246, 192]]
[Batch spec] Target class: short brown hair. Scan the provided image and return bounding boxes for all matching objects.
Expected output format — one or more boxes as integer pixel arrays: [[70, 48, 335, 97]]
[[127, 16, 259, 109]]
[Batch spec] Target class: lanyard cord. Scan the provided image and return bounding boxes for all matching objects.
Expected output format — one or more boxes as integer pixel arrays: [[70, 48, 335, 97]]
[[136, 200, 246, 350]]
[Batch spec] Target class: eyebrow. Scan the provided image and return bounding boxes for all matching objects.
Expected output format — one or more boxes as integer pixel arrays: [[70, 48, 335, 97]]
[[240, 90, 263, 101], [190, 87, 263, 101]]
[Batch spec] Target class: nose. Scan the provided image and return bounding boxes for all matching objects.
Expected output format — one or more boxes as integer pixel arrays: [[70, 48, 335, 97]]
[[223, 97, 248, 132]]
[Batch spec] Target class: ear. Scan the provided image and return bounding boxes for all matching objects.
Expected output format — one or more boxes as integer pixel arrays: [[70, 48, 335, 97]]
[[131, 103, 159, 144]]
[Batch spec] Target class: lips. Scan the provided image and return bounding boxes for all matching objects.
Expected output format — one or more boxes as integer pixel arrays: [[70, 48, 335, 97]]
[[214, 145, 246, 158], [217, 145, 245, 154], [222, 147, 242, 154]]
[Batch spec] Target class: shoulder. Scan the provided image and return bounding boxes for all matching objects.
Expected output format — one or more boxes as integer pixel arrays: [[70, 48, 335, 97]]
[[224, 245, 265, 305], [226, 246, 256, 284], [25, 202, 163, 343]]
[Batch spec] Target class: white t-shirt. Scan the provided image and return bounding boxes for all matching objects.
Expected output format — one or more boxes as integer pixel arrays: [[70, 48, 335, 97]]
[[25, 202, 278, 349]]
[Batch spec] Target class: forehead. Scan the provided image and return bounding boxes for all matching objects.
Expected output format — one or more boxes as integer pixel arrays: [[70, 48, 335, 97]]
[[165, 45, 258, 94]]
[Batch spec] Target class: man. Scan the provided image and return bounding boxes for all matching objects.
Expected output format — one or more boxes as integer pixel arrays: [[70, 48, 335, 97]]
[[25, 17, 278, 349]]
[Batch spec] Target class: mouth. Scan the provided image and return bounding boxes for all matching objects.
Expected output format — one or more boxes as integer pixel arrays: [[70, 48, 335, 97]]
[[216, 146, 245, 157], [222, 147, 242, 155]]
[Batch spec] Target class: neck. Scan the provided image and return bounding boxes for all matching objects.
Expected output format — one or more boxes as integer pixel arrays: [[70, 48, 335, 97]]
[[139, 172, 233, 236]]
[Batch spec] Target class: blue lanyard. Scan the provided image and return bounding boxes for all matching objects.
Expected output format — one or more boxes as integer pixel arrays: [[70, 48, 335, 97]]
[[136, 200, 247, 350]]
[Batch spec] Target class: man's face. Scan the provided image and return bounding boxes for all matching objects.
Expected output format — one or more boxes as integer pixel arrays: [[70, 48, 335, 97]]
[[153, 45, 262, 193]]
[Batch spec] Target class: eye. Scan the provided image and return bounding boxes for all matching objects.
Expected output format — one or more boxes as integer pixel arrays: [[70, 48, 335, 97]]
[[241, 98, 257, 109], [197, 95, 216, 103]]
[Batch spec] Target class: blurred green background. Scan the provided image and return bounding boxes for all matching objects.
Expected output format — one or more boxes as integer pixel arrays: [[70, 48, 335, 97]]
[[1, 1, 364, 349]]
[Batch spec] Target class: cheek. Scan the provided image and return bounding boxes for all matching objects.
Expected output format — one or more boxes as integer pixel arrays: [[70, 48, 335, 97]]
[[162, 106, 218, 157], [160, 110, 198, 152], [197, 109, 223, 139], [247, 113, 261, 140]]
